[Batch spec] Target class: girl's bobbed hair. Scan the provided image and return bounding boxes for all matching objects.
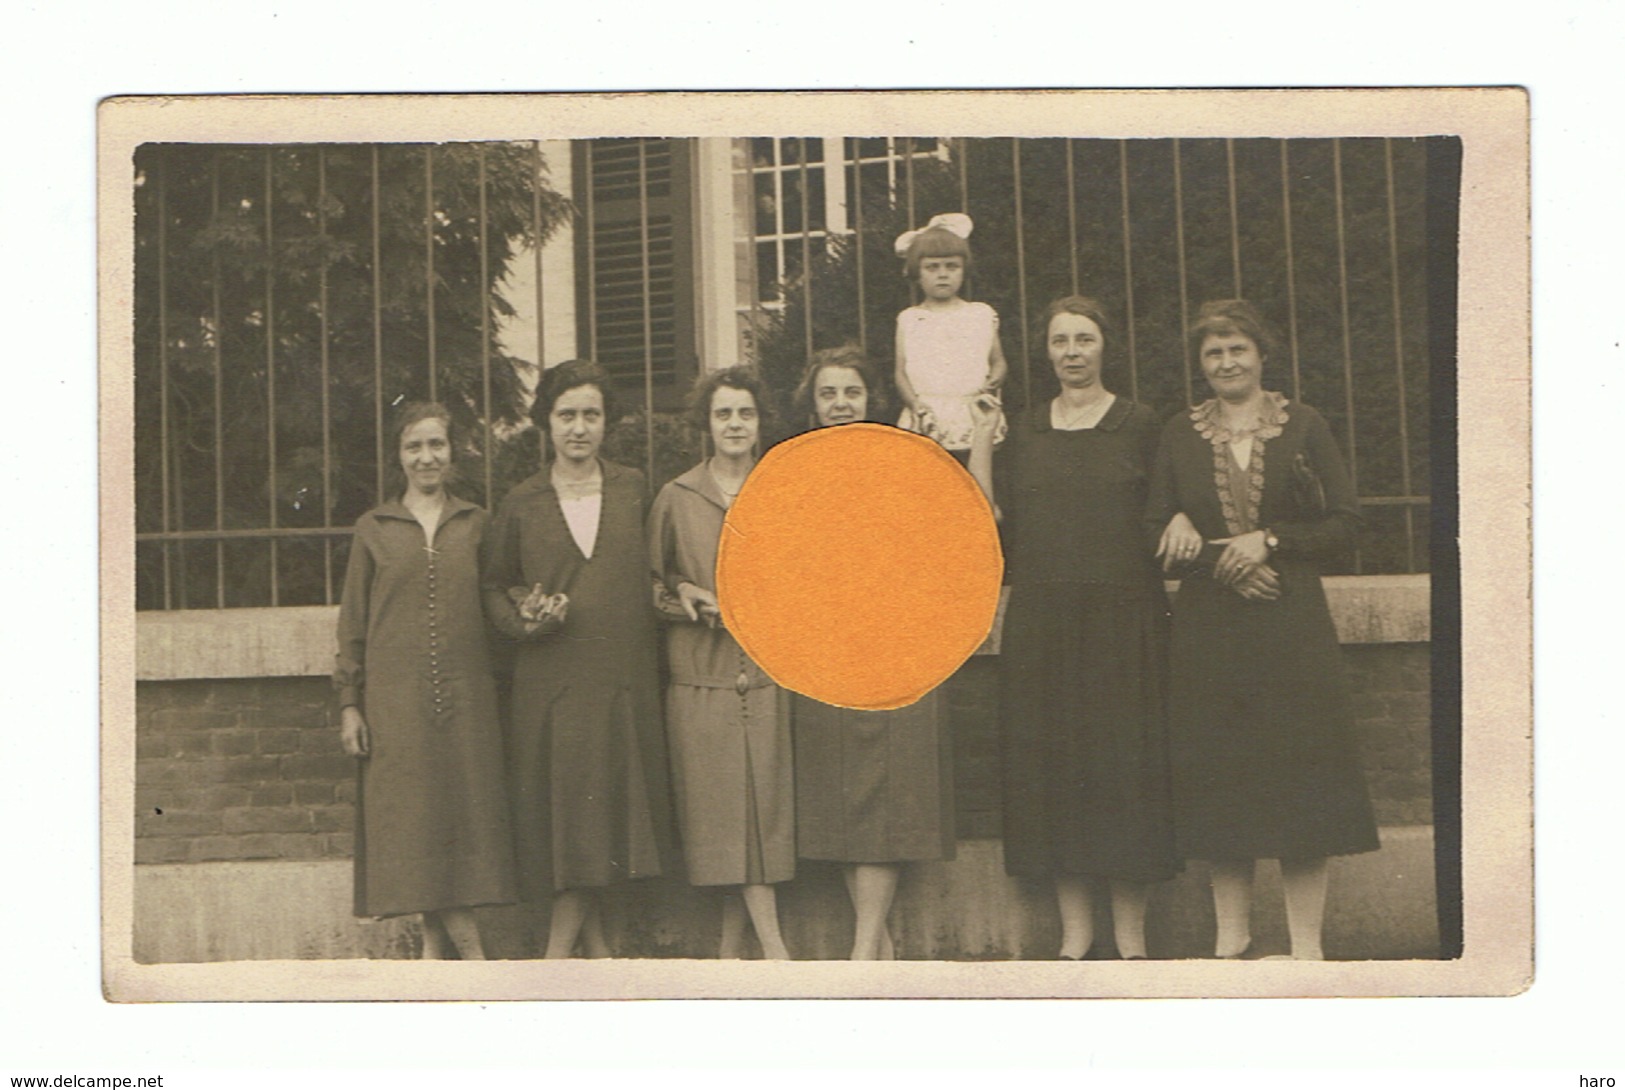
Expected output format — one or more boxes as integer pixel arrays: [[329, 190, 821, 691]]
[[688, 365, 773, 434], [792, 344, 889, 426], [530, 358, 621, 434], [385, 401, 458, 497], [1186, 299, 1278, 364], [902, 226, 974, 282]]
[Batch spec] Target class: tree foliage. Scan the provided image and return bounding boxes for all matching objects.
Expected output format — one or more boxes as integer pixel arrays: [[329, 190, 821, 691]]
[[133, 141, 572, 607]]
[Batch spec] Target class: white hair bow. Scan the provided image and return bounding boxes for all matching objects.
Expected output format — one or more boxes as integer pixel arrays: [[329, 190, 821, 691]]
[[894, 212, 974, 257]]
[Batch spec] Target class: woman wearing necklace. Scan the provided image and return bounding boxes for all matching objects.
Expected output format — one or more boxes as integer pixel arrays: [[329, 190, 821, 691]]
[[972, 297, 1177, 961], [1147, 299, 1378, 960], [483, 360, 676, 958], [334, 402, 517, 957], [649, 366, 793, 959]]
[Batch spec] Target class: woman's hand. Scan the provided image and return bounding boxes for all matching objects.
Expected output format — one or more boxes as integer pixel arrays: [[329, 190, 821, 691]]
[[519, 590, 569, 635], [1212, 530, 1272, 586], [677, 582, 722, 627], [340, 706, 370, 758], [966, 393, 1001, 516], [968, 393, 1001, 440], [1156, 512, 1203, 572], [1230, 562, 1283, 602], [913, 404, 938, 439]]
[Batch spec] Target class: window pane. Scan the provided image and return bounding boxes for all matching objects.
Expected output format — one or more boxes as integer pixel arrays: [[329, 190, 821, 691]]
[[753, 169, 777, 237]]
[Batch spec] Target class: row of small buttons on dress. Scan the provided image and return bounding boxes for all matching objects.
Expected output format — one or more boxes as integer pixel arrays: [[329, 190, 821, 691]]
[[427, 547, 446, 717]]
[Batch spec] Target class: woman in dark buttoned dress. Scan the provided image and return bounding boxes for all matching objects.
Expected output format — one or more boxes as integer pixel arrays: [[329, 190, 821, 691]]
[[483, 360, 677, 959], [1147, 299, 1379, 960], [334, 402, 517, 959], [972, 297, 1177, 961]]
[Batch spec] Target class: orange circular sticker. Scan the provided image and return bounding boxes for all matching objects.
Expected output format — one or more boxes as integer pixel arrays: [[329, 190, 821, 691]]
[[716, 423, 1003, 710]]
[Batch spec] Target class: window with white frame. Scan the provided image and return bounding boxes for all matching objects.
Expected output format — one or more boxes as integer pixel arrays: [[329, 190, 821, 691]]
[[732, 137, 949, 317]]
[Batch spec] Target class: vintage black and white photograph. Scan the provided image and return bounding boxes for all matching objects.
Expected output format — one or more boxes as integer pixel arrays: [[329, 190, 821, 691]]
[[98, 90, 1529, 1000]]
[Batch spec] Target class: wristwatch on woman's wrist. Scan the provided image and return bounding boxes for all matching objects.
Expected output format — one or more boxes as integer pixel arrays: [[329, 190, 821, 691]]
[[1263, 529, 1279, 553]]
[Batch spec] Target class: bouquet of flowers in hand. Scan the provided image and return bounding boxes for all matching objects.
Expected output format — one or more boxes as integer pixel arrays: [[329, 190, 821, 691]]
[[508, 584, 569, 633]]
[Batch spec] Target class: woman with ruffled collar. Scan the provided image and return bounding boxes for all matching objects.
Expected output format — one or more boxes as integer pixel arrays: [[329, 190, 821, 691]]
[[1147, 299, 1379, 961]]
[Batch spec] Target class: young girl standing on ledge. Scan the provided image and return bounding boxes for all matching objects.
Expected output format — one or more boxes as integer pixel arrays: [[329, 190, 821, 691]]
[[893, 212, 1009, 459]]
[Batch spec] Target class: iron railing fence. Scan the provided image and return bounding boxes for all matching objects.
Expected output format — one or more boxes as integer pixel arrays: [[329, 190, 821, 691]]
[[745, 136, 1437, 576], [133, 135, 1442, 610], [133, 141, 570, 610]]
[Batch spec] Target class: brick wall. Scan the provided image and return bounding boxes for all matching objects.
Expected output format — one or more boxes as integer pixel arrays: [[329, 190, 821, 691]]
[[134, 642, 1433, 864], [1345, 642, 1434, 825], [135, 678, 354, 864]]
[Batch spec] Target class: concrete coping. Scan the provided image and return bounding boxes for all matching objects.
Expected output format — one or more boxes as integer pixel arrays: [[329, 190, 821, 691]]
[[134, 574, 1429, 682]]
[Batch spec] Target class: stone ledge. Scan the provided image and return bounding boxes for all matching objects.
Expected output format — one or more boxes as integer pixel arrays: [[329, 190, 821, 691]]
[[136, 575, 1430, 681], [130, 827, 1439, 964]]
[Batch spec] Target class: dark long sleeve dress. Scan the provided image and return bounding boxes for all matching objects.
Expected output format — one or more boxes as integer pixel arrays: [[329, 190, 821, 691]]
[[998, 398, 1179, 883], [1146, 393, 1379, 861], [334, 495, 518, 919], [482, 461, 676, 898]]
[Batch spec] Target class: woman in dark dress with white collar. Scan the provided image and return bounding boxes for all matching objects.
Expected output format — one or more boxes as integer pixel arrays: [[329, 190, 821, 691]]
[[483, 360, 677, 958]]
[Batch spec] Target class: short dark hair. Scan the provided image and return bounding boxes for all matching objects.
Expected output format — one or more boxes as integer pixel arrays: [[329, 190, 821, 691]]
[[791, 344, 889, 426], [384, 401, 458, 498], [1037, 295, 1114, 360], [530, 358, 620, 433], [687, 365, 772, 434], [1187, 299, 1278, 364], [902, 226, 974, 282]]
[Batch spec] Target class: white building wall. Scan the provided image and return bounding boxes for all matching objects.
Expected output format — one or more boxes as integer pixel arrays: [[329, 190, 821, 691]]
[[497, 139, 578, 395]]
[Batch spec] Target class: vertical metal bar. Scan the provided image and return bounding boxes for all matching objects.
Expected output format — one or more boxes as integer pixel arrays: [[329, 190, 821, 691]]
[[746, 141, 766, 341], [532, 141, 547, 374], [1226, 137, 1243, 297], [319, 149, 333, 604], [903, 137, 917, 237], [637, 139, 655, 484], [584, 141, 598, 360], [211, 155, 226, 608], [851, 139, 867, 354], [1384, 138, 1417, 573], [799, 137, 813, 362], [1332, 139, 1363, 573], [156, 152, 173, 609], [1118, 141, 1140, 403], [264, 149, 280, 607], [772, 140, 785, 311], [1011, 139, 1030, 401], [424, 146, 437, 403], [1065, 138, 1079, 296], [172, 155, 190, 609], [173, 397, 189, 609], [1279, 141, 1303, 403], [1172, 139, 1193, 406], [478, 145, 494, 509], [957, 138, 972, 299], [957, 137, 969, 212], [371, 146, 385, 505]]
